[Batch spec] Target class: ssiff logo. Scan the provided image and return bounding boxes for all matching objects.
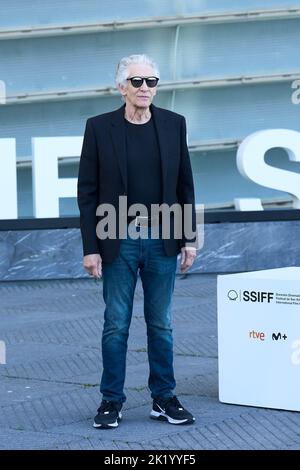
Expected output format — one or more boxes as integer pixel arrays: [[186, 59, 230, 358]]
[[227, 290, 239, 300], [227, 290, 274, 303], [0, 341, 6, 365]]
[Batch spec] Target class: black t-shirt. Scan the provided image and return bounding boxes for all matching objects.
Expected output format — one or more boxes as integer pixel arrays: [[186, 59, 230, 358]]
[[125, 117, 163, 215]]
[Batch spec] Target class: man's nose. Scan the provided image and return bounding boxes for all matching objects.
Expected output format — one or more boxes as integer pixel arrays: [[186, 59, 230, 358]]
[[140, 80, 149, 91]]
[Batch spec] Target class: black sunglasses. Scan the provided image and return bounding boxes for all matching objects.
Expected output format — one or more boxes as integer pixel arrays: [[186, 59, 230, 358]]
[[126, 76, 159, 88]]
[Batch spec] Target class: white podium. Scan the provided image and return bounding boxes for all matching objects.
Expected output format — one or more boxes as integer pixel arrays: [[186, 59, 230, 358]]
[[217, 267, 300, 411]]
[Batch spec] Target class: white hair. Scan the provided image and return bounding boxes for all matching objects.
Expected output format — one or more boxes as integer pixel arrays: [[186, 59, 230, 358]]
[[115, 54, 160, 87]]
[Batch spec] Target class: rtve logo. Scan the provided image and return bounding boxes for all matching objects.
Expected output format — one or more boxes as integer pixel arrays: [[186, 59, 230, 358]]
[[249, 330, 265, 341], [227, 290, 274, 303]]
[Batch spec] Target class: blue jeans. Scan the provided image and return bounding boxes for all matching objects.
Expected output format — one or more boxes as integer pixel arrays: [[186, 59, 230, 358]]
[[100, 224, 178, 403]]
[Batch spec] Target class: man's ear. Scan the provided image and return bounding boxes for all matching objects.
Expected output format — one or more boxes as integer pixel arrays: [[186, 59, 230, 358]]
[[118, 83, 127, 98]]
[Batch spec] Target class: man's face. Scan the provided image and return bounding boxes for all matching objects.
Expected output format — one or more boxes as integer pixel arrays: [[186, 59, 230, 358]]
[[118, 63, 158, 109]]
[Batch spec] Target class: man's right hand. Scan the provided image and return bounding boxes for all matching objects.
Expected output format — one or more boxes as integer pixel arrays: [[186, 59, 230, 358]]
[[83, 254, 102, 279]]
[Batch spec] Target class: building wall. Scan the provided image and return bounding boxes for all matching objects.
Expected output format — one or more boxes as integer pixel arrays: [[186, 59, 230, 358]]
[[1, 220, 300, 280]]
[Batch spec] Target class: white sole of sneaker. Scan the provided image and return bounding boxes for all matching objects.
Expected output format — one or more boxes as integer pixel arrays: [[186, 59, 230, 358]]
[[150, 409, 194, 425], [93, 412, 122, 429]]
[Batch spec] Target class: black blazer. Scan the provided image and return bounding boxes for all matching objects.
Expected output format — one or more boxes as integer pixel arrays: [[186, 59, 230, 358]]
[[77, 103, 196, 263]]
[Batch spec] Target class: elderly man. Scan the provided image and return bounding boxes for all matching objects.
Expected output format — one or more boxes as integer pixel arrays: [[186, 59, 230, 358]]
[[77, 54, 197, 429]]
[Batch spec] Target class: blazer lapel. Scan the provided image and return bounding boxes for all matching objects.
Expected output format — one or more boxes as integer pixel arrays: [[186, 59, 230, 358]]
[[150, 104, 169, 198], [110, 104, 128, 193]]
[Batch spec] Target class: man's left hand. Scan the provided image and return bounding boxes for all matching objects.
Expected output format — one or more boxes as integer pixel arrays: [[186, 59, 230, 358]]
[[180, 247, 197, 273]]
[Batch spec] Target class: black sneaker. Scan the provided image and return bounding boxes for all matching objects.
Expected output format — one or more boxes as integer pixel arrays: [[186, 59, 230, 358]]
[[150, 396, 195, 425], [93, 400, 122, 429]]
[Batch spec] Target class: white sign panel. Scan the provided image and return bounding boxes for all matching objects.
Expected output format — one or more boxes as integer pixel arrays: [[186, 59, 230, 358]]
[[236, 129, 300, 209], [218, 267, 300, 411], [0, 139, 17, 219], [32, 137, 82, 218]]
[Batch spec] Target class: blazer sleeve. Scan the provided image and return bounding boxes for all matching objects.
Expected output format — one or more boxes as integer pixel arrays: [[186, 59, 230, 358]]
[[77, 119, 100, 256], [177, 116, 197, 248]]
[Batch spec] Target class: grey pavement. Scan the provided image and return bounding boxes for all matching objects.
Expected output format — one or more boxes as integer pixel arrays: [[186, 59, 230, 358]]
[[0, 274, 300, 450]]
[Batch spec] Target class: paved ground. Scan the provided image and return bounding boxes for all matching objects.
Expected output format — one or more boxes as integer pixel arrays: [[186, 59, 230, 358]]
[[0, 274, 300, 450]]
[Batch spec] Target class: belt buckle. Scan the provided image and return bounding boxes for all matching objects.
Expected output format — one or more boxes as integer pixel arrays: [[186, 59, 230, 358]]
[[135, 216, 149, 227]]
